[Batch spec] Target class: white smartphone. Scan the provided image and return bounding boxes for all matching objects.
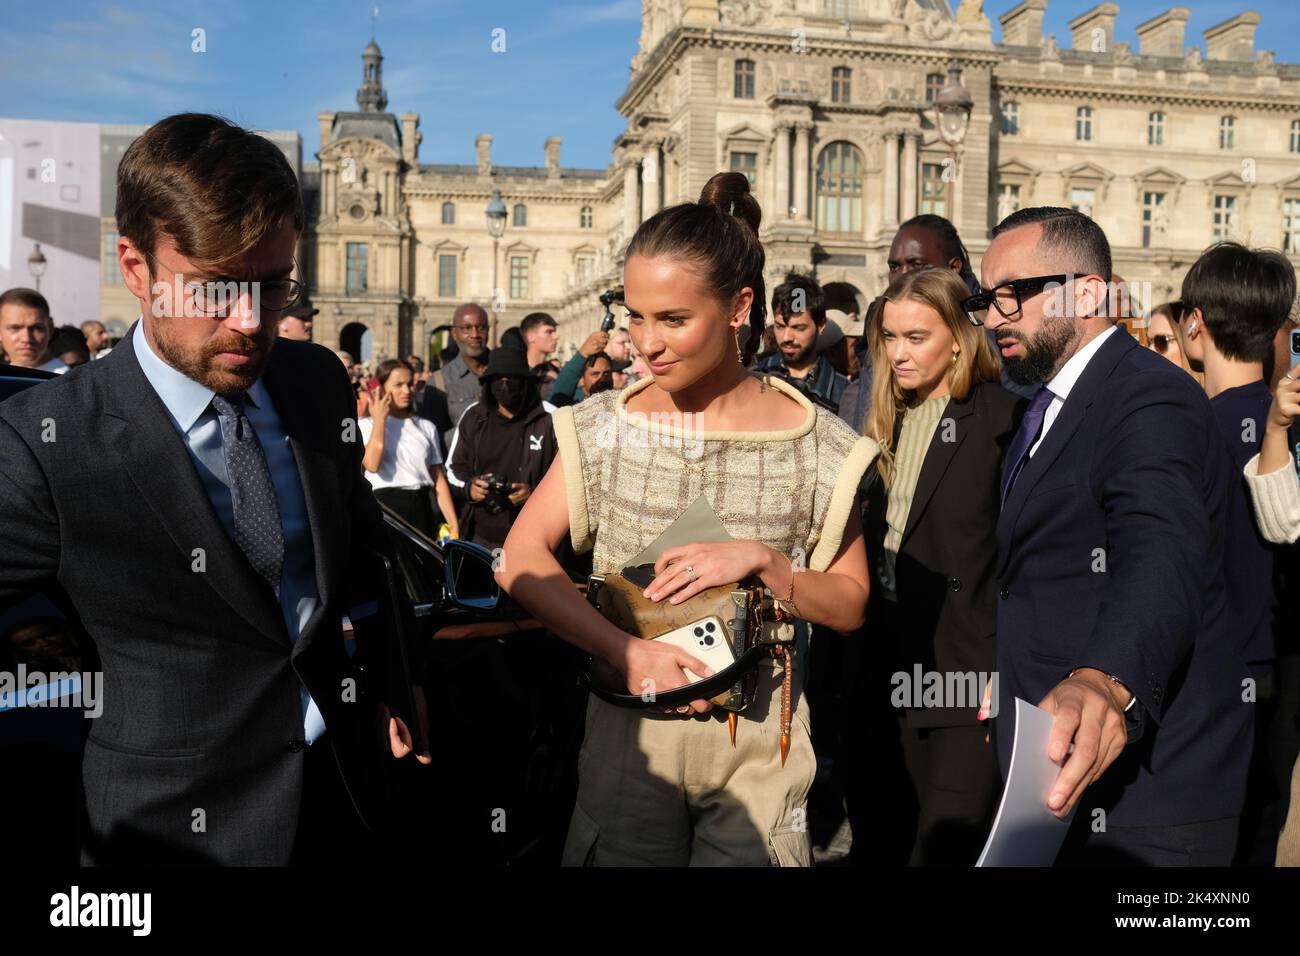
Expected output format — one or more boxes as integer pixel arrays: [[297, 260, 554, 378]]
[[652, 616, 736, 683]]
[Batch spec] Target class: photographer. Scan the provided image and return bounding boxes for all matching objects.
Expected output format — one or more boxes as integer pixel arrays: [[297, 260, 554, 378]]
[[446, 348, 557, 550], [550, 329, 611, 406]]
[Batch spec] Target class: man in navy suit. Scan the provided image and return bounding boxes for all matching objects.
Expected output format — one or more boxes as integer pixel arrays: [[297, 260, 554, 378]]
[[975, 207, 1251, 865]]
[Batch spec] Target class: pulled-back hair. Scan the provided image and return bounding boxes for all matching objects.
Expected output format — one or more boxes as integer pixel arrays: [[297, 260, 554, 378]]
[[375, 358, 413, 388], [626, 171, 766, 364]]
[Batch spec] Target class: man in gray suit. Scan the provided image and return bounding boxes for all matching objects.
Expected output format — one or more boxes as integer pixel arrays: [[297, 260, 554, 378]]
[[0, 113, 429, 865]]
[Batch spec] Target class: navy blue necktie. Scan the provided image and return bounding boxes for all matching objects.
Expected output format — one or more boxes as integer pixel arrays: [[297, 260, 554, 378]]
[[211, 393, 285, 597], [1001, 386, 1056, 509]]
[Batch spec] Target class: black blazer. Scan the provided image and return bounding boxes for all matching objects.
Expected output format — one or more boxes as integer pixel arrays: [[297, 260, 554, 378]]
[[0, 326, 399, 864], [994, 327, 1252, 828], [864, 381, 1025, 727]]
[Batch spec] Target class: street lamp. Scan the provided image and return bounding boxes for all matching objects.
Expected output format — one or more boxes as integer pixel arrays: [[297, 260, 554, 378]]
[[933, 64, 973, 217], [27, 243, 47, 292], [484, 189, 508, 348]]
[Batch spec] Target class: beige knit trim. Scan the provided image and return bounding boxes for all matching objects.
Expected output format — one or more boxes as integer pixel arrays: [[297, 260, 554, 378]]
[[551, 405, 594, 553], [1244, 451, 1300, 546], [809, 435, 881, 572], [615, 373, 817, 442]]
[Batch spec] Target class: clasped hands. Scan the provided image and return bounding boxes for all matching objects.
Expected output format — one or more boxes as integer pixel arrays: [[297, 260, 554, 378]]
[[618, 540, 776, 717]]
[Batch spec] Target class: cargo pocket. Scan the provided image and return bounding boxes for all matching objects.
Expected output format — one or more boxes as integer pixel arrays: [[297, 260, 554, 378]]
[[767, 822, 812, 867], [562, 802, 601, 867]]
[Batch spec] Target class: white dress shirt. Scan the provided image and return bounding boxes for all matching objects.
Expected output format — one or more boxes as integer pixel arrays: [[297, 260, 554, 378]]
[[1030, 325, 1119, 458]]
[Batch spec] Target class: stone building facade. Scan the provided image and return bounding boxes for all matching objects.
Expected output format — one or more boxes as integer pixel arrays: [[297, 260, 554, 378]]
[[304, 0, 1300, 362]]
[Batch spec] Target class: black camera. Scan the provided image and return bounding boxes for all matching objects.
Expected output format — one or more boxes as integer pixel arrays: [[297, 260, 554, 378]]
[[599, 287, 625, 333], [1291, 329, 1300, 368], [482, 474, 514, 516]]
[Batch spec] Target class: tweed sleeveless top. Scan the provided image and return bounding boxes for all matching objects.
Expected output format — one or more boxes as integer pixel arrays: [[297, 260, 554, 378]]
[[551, 374, 880, 577]]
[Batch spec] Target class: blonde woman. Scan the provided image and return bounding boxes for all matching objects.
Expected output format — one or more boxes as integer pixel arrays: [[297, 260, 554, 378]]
[[496, 172, 877, 866], [1145, 301, 1204, 388], [854, 267, 1025, 866]]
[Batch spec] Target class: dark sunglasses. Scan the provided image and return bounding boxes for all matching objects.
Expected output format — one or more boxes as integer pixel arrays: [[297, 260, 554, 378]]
[[1150, 334, 1178, 354], [961, 274, 1071, 326]]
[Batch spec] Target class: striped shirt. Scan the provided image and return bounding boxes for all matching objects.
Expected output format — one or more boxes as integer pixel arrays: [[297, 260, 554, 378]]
[[879, 394, 950, 599]]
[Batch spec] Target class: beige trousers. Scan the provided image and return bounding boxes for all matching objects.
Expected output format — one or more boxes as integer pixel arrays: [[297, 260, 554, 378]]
[[1277, 751, 1300, 866], [563, 664, 815, 867]]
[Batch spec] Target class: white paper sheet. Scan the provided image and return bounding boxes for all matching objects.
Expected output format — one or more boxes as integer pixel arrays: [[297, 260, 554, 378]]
[[975, 697, 1077, 867]]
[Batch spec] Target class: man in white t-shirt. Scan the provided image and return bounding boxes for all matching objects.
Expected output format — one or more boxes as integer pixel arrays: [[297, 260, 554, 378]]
[[1, 287, 67, 373]]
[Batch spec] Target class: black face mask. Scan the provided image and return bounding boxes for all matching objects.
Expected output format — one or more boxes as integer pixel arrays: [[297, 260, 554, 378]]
[[491, 377, 527, 412]]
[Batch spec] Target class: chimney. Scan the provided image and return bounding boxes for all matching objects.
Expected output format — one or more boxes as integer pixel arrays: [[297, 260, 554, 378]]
[[400, 113, 421, 165], [998, 0, 1047, 46], [1069, 3, 1119, 53], [545, 136, 561, 179], [1204, 12, 1260, 62], [317, 112, 335, 150], [1135, 7, 1189, 57], [476, 134, 492, 177], [681, 0, 719, 28]]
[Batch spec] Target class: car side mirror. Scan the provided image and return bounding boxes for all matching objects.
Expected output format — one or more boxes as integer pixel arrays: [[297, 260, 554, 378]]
[[442, 539, 501, 612]]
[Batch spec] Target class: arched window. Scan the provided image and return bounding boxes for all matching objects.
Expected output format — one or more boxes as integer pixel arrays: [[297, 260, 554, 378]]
[[580, 205, 593, 228], [831, 67, 851, 104], [513, 203, 527, 227], [816, 141, 864, 235], [441, 201, 455, 224], [734, 59, 755, 99]]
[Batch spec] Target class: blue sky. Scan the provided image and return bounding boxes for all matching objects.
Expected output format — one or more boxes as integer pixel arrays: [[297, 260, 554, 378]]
[[0, 0, 1295, 171]]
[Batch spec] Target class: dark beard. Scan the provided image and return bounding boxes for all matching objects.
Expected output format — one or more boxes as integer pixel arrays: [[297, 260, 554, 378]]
[[1001, 317, 1080, 386]]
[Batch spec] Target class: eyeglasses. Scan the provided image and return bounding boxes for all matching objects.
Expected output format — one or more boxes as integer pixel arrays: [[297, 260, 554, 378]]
[[1149, 334, 1177, 354], [961, 274, 1071, 326], [146, 249, 304, 316]]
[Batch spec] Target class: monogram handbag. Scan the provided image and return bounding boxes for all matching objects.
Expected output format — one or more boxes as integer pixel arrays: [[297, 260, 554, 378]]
[[582, 563, 801, 760]]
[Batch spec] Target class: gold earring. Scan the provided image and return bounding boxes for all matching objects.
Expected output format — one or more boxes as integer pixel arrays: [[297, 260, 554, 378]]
[[952, 350, 959, 364]]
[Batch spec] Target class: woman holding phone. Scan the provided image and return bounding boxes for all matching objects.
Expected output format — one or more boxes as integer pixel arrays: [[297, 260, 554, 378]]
[[359, 358, 458, 540], [496, 172, 878, 867]]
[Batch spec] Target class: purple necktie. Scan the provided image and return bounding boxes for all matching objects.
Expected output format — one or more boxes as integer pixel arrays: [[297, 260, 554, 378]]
[[1001, 386, 1056, 509]]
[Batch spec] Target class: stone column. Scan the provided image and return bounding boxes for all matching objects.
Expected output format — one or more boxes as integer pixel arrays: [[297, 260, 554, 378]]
[[793, 122, 812, 222], [773, 123, 791, 219], [883, 131, 899, 229], [865, 132, 882, 240], [623, 157, 640, 238], [901, 132, 918, 221]]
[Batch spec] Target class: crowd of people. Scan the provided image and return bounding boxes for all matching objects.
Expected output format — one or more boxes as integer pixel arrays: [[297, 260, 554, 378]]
[[2, 110, 1299, 868]]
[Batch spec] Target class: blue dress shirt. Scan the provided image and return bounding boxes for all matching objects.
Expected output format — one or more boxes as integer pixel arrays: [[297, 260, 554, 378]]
[[132, 320, 326, 743]]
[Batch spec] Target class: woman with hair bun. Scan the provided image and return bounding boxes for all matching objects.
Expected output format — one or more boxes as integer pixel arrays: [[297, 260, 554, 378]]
[[497, 172, 879, 866]]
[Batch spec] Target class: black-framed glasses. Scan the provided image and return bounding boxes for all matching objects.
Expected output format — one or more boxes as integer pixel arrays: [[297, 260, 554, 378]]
[[961, 274, 1071, 325], [146, 248, 304, 316]]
